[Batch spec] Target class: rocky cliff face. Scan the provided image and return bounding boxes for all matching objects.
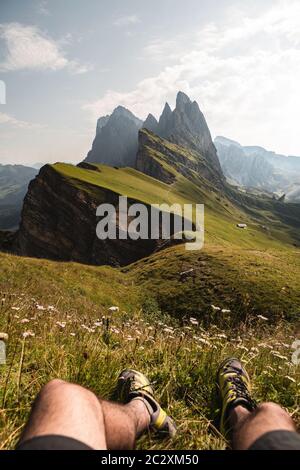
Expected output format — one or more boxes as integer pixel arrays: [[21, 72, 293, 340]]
[[85, 106, 143, 167], [136, 128, 223, 188], [13, 164, 184, 266], [142, 92, 224, 182], [143, 113, 158, 133], [84, 92, 224, 184]]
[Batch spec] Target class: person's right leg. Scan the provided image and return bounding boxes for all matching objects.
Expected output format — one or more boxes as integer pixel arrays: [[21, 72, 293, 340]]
[[18, 379, 151, 450], [217, 358, 300, 450], [18, 369, 176, 450], [229, 402, 297, 450]]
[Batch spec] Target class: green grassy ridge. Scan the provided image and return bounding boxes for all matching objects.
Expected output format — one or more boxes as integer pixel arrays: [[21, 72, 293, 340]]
[[51, 162, 188, 210], [51, 162, 294, 251], [127, 244, 300, 323]]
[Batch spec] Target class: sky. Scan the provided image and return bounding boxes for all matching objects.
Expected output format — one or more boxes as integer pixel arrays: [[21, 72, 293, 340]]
[[0, 0, 300, 166]]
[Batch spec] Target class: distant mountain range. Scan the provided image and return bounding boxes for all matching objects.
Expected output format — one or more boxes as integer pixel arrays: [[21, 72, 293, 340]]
[[85, 94, 300, 203], [5, 91, 299, 266], [215, 136, 300, 202], [0, 164, 38, 230]]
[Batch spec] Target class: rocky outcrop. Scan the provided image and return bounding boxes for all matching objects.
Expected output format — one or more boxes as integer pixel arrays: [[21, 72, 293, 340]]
[[157, 102, 172, 136], [154, 92, 224, 181], [136, 131, 176, 184], [136, 128, 222, 187], [85, 106, 143, 167], [83, 92, 225, 184], [13, 164, 185, 266], [96, 115, 110, 133], [143, 113, 158, 133]]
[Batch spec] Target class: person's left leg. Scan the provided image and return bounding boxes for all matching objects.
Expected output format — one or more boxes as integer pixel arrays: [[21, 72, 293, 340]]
[[217, 358, 300, 450], [18, 379, 151, 450]]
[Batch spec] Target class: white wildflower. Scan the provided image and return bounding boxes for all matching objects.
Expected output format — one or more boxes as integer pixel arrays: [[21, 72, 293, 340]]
[[221, 309, 231, 313], [198, 338, 211, 346], [20, 318, 30, 324], [163, 327, 174, 334], [47, 305, 57, 312], [285, 375, 296, 383], [257, 315, 268, 321], [211, 305, 221, 311], [108, 306, 119, 313], [36, 304, 46, 311], [22, 331, 35, 338], [56, 321, 66, 329], [81, 324, 95, 333], [216, 333, 227, 339], [271, 351, 288, 360], [189, 317, 199, 326]]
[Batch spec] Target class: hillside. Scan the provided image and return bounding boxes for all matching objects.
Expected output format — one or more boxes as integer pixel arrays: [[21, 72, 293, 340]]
[[0, 250, 299, 450], [1, 91, 300, 450], [0, 164, 37, 230]]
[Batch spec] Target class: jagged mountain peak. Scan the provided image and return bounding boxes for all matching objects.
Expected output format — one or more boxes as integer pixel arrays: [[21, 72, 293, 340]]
[[143, 113, 158, 132], [84, 105, 142, 167], [110, 105, 142, 125], [158, 102, 173, 136], [96, 115, 110, 133], [176, 91, 192, 109], [160, 102, 172, 118], [84, 91, 223, 180]]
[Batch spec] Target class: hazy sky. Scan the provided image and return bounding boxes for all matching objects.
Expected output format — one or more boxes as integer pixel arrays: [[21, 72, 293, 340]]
[[0, 0, 300, 165]]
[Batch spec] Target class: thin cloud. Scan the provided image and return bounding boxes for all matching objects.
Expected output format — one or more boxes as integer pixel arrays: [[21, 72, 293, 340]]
[[0, 112, 45, 129], [38, 0, 50, 17], [113, 15, 140, 27], [0, 23, 92, 74]]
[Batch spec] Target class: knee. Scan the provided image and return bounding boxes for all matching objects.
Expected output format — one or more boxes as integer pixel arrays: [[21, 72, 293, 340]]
[[258, 402, 291, 421], [40, 379, 98, 405], [41, 379, 69, 395]]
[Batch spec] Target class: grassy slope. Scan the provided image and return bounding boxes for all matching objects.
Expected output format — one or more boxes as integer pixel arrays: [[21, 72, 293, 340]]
[[0, 160, 299, 448], [52, 162, 300, 320], [0, 252, 299, 450]]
